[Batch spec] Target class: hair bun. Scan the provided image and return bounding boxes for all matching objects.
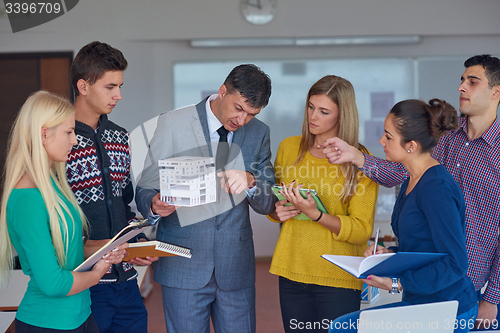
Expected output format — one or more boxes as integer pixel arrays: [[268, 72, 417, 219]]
[[426, 99, 459, 140]]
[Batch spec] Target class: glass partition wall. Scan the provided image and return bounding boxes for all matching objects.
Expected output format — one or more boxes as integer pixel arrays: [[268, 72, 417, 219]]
[[174, 58, 417, 222]]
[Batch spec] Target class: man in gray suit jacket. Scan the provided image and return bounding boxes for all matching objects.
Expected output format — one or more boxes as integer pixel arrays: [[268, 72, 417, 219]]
[[135, 64, 276, 333]]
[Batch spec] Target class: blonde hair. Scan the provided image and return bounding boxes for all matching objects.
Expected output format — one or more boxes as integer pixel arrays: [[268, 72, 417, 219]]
[[0, 91, 87, 287], [295, 75, 361, 203]]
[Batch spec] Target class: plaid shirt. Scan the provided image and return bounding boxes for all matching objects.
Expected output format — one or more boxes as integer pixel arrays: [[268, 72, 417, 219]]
[[362, 116, 500, 304]]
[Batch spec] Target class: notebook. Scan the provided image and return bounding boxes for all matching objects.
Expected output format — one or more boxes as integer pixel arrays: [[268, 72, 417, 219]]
[[271, 185, 328, 220], [74, 219, 152, 272], [357, 300, 458, 333], [321, 252, 447, 279], [122, 240, 192, 261]]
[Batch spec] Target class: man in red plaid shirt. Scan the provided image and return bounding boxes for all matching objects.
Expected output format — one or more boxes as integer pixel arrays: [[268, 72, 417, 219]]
[[321, 54, 500, 330]]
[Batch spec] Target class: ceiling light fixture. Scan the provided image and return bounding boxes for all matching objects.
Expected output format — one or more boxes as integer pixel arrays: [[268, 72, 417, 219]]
[[190, 35, 421, 48]]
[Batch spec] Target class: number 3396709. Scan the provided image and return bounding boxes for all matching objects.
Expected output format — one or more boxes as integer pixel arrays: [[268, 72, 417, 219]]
[[5, 3, 61, 14], [444, 319, 498, 330]]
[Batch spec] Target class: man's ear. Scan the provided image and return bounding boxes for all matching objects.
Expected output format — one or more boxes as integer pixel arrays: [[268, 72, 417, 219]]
[[218, 84, 227, 99], [77, 79, 89, 96], [41, 127, 48, 145], [492, 85, 500, 99]]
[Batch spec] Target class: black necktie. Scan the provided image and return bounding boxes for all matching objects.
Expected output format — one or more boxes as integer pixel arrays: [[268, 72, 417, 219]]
[[216, 126, 230, 171], [215, 126, 236, 207]]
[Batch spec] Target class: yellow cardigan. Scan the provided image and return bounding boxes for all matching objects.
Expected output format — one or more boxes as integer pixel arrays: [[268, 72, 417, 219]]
[[269, 136, 379, 291]]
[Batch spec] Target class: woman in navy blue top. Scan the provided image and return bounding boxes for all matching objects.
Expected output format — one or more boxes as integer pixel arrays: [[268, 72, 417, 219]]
[[329, 99, 478, 333]]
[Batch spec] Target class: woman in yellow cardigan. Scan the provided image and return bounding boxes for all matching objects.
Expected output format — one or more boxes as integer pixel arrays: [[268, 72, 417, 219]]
[[268, 75, 379, 333]]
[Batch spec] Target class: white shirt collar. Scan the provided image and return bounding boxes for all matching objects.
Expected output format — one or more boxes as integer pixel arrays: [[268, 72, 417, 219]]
[[206, 94, 233, 143], [206, 94, 222, 138]]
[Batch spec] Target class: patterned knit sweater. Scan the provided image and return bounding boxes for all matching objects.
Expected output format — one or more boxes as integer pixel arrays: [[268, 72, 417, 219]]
[[269, 136, 379, 291], [66, 115, 140, 283]]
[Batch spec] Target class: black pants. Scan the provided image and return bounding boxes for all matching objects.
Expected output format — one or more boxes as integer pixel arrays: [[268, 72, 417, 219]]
[[15, 315, 99, 333], [279, 276, 361, 333]]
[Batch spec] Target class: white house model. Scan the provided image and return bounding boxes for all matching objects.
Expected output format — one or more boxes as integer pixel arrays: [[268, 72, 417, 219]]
[[158, 156, 216, 206]]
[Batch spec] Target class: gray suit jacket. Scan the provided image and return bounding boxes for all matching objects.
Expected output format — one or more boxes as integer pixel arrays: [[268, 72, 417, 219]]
[[135, 98, 276, 291]]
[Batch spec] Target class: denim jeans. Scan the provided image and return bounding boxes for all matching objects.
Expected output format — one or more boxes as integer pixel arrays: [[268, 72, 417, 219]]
[[470, 291, 500, 331], [89, 279, 147, 333]]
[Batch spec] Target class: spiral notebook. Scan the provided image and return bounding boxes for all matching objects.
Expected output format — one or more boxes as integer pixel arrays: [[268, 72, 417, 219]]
[[123, 240, 192, 261]]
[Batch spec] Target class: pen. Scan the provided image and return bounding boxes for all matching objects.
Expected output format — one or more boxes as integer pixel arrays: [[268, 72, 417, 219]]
[[373, 228, 380, 256]]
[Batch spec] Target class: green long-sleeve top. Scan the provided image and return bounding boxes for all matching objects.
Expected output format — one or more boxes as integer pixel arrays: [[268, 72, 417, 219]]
[[7, 185, 91, 330]]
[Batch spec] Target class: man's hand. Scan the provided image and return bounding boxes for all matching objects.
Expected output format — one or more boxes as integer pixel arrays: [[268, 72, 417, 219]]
[[128, 257, 159, 266], [270, 199, 301, 222], [217, 169, 256, 194], [151, 192, 177, 217], [128, 239, 159, 266], [476, 299, 498, 329]]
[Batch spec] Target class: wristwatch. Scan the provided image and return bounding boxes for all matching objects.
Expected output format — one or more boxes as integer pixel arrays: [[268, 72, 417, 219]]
[[389, 278, 400, 294]]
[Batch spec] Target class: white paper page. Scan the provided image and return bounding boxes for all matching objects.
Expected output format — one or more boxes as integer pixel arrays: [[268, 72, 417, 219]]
[[358, 253, 395, 274], [322, 255, 365, 277]]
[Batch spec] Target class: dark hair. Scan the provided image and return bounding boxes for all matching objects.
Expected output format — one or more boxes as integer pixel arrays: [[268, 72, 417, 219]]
[[223, 64, 271, 109], [464, 54, 500, 88], [70, 41, 128, 96], [390, 99, 459, 153]]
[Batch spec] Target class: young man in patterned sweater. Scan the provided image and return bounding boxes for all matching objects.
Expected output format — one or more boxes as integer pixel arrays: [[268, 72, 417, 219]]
[[66, 41, 157, 333]]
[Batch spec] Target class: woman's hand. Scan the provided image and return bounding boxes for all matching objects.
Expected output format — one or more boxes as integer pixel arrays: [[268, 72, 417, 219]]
[[318, 137, 365, 168], [364, 243, 391, 257], [69, 243, 128, 296], [92, 257, 113, 277], [106, 242, 128, 264], [361, 275, 393, 291], [91, 242, 128, 276], [278, 182, 319, 220]]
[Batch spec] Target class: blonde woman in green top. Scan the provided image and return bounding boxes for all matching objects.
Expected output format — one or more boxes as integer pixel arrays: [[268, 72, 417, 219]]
[[0, 91, 127, 332]]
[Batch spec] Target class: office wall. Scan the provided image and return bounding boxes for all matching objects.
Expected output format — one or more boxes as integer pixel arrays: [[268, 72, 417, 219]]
[[1, 0, 500, 257], [3, 0, 500, 39], [2, 0, 499, 129]]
